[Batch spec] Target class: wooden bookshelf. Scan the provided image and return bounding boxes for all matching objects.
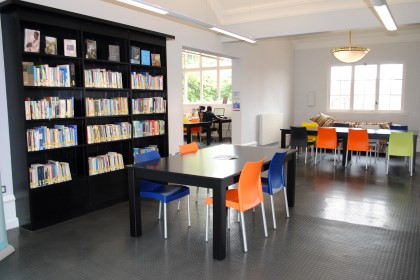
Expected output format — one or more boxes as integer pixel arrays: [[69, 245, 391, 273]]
[[0, 0, 173, 230]]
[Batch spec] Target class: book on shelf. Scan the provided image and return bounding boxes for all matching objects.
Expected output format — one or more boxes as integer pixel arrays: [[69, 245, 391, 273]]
[[151, 53, 161, 67], [88, 152, 124, 176], [85, 39, 97, 59], [22, 61, 34, 86], [29, 160, 72, 188], [108, 45, 120, 62], [130, 46, 140, 64], [64, 39, 77, 57], [24, 28, 40, 53], [141, 49, 151, 66], [44, 36, 57, 55]]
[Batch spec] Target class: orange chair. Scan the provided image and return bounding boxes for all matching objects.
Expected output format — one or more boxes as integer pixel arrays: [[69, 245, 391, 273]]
[[179, 142, 202, 202], [205, 159, 268, 252], [345, 129, 372, 169], [315, 127, 339, 166], [190, 118, 201, 142], [179, 142, 199, 155]]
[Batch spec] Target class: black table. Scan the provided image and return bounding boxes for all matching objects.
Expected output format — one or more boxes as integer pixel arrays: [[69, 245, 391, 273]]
[[183, 121, 212, 145], [280, 127, 418, 170], [214, 118, 232, 142], [127, 144, 297, 260]]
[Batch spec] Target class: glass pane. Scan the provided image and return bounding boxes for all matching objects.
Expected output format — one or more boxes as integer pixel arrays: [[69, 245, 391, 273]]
[[202, 70, 217, 102], [380, 64, 403, 79], [184, 52, 200, 69], [355, 65, 377, 80], [219, 57, 232, 67], [390, 80, 402, 95], [219, 69, 232, 101], [185, 72, 200, 102], [202, 55, 217, 68], [389, 96, 401, 110], [378, 95, 390, 110]]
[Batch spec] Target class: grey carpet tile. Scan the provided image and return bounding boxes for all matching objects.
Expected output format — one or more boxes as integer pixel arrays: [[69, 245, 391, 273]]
[[1, 152, 419, 280]]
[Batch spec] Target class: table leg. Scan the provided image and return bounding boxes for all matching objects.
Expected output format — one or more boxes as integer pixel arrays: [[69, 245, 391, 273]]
[[286, 153, 296, 207], [186, 127, 192, 144], [281, 130, 287, 149], [206, 125, 211, 146], [218, 122, 223, 142], [128, 169, 142, 237], [213, 185, 226, 260]]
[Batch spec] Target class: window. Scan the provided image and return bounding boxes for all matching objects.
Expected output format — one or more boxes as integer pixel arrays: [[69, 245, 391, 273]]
[[182, 50, 232, 104], [329, 64, 404, 112]]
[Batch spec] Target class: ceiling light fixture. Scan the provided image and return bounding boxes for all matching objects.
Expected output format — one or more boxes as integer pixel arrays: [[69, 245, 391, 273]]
[[331, 31, 369, 63], [116, 0, 256, 44], [371, 0, 397, 31]]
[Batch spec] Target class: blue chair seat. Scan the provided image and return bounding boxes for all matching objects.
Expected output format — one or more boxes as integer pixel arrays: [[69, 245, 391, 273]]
[[261, 177, 284, 195], [140, 185, 190, 203]]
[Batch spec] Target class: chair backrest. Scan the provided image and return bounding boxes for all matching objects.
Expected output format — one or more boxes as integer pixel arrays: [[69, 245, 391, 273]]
[[333, 123, 350, 128], [390, 124, 408, 131], [237, 159, 265, 212], [290, 126, 309, 148], [301, 122, 318, 129], [316, 127, 337, 149], [347, 129, 369, 152], [388, 132, 413, 157], [266, 152, 287, 194], [179, 142, 199, 154], [134, 150, 161, 164]]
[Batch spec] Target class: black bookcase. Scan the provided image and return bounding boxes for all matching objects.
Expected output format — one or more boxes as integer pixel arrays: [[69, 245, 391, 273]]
[[0, 0, 173, 230]]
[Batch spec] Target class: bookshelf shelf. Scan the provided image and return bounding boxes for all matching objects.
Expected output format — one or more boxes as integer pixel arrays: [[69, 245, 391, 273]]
[[0, 0, 172, 230]]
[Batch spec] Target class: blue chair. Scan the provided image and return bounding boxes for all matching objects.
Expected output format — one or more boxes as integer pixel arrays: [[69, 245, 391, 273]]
[[261, 152, 289, 229], [134, 151, 191, 239], [390, 124, 408, 131]]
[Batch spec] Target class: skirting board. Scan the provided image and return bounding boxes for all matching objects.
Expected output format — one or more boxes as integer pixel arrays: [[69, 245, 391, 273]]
[[3, 195, 18, 230], [0, 245, 15, 261]]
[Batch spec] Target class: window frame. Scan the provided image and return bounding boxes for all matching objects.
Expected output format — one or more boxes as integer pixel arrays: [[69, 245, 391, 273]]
[[182, 50, 232, 104], [327, 63, 406, 113]]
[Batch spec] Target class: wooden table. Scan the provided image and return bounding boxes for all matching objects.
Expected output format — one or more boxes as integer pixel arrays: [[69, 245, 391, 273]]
[[127, 144, 297, 260], [280, 127, 418, 170]]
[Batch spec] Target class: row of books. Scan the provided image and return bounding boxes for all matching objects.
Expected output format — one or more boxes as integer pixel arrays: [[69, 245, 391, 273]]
[[86, 122, 132, 144], [22, 62, 76, 87], [132, 97, 166, 114], [26, 125, 78, 151], [25, 97, 74, 120], [29, 160, 71, 189], [88, 152, 124, 176], [131, 72, 164, 90], [84, 69, 123, 88], [132, 120, 165, 138], [85, 97, 129, 117]]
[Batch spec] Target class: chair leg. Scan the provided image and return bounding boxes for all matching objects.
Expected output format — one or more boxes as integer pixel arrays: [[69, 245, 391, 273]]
[[187, 195, 191, 227], [283, 188, 289, 218], [261, 202, 268, 238], [227, 208, 231, 230], [270, 195, 276, 229], [386, 154, 390, 174], [345, 150, 349, 167], [196, 188, 199, 203], [315, 147, 318, 165], [240, 212, 247, 252], [205, 204, 209, 242], [333, 149, 336, 166], [178, 199, 181, 211], [410, 156, 413, 177], [158, 201, 162, 220], [164, 203, 168, 239], [304, 147, 308, 164]]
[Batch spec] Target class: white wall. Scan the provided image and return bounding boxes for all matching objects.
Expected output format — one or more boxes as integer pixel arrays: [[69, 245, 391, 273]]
[[294, 39, 420, 150], [0, 0, 294, 228]]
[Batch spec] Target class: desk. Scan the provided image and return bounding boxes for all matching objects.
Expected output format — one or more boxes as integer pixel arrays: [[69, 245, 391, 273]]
[[280, 127, 418, 170], [127, 144, 297, 260], [215, 118, 232, 142], [183, 121, 213, 146]]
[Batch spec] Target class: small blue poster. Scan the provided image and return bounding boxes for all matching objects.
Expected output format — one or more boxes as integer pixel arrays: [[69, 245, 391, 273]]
[[141, 50, 151, 66]]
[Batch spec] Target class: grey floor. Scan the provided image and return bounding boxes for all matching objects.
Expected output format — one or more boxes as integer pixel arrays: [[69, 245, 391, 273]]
[[1, 147, 420, 280]]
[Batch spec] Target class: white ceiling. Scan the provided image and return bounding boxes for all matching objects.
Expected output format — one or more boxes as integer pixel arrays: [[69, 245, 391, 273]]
[[121, 0, 420, 42]]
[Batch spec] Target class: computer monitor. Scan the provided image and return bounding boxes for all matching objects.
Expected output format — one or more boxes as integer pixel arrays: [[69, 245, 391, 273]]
[[214, 108, 225, 117]]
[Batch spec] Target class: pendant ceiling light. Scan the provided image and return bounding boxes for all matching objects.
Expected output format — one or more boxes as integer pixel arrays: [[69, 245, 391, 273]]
[[331, 31, 369, 63]]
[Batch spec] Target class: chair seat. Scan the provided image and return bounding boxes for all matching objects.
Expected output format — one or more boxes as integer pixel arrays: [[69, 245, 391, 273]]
[[140, 179, 165, 192], [261, 177, 284, 195], [141, 185, 190, 203]]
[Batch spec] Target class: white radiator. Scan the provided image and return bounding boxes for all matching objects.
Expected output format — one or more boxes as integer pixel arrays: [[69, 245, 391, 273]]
[[258, 113, 283, 146]]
